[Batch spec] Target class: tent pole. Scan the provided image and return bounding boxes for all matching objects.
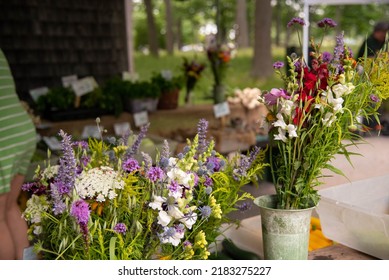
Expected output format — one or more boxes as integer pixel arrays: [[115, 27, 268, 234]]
[[303, 2, 309, 65]]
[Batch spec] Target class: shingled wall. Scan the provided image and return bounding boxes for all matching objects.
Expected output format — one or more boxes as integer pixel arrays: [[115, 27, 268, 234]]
[[0, 0, 128, 100]]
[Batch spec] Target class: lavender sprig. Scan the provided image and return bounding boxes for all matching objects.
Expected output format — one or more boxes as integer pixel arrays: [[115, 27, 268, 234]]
[[197, 118, 209, 154], [55, 130, 77, 195], [124, 123, 150, 160]]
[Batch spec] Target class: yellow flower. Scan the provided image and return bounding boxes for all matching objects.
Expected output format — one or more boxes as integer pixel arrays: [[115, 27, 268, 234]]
[[209, 195, 222, 219]]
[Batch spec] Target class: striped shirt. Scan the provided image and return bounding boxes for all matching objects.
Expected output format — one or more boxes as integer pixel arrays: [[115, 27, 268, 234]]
[[0, 49, 37, 193]]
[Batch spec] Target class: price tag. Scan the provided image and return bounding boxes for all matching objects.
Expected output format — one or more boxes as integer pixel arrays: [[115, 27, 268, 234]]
[[81, 125, 102, 139], [133, 111, 149, 127], [122, 71, 139, 82], [42, 136, 62, 151], [213, 101, 230, 118], [114, 122, 131, 136], [29, 87, 49, 102], [71, 77, 95, 97], [61, 74, 78, 87]]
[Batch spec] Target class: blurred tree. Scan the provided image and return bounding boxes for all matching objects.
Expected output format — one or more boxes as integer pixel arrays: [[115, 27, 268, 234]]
[[144, 0, 159, 56], [164, 0, 174, 55], [235, 0, 250, 48], [251, 0, 273, 79]]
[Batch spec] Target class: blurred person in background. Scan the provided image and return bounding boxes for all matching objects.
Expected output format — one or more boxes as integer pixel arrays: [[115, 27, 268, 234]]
[[0, 49, 37, 259], [357, 21, 389, 59]]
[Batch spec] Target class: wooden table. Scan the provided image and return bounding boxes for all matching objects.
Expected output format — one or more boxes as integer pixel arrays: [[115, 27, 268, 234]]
[[309, 244, 378, 260]]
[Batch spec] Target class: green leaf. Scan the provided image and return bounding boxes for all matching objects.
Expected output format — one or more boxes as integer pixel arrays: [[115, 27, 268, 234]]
[[109, 237, 117, 260]]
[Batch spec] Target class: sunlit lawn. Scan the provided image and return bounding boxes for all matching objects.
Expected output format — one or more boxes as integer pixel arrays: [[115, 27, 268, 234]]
[[134, 47, 285, 105]]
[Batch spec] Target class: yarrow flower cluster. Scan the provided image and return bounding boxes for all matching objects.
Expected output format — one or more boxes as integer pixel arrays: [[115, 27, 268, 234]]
[[22, 119, 266, 260], [258, 17, 389, 210]]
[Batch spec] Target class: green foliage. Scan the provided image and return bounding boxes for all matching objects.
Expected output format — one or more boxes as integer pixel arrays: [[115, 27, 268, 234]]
[[22, 119, 267, 259]]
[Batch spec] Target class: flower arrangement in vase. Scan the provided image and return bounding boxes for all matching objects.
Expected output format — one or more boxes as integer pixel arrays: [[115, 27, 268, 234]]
[[257, 17, 389, 210], [206, 38, 233, 104], [22, 118, 266, 260], [252, 16, 389, 260], [182, 57, 206, 105]]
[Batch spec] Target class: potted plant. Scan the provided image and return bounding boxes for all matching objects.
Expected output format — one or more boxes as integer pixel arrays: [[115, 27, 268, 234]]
[[254, 17, 389, 259], [151, 71, 184, 110], [21, 119, 266, 259]]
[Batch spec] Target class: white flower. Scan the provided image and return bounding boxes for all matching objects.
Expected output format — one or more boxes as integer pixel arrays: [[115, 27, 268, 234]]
[[167, 167, 192, 187], [286, 124, 298, 138], [332, 83, 351, 98], [179, 212, 198, 229], [322, 112, 336, 127], [149, 195, 166, 210], [159, 225, 185, 246], [75, 166, 124, 202], [280, 99, 295, 116], [157, 211, 172, 227], [167, 203, 185, 220], [273, 113, 287, 129], [274, 127, 287, 142]]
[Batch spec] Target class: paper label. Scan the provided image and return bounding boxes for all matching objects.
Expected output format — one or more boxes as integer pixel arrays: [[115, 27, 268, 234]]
[[133, 111, 149, 127], [122, 71, 139, 82], [61, 74, 78, 87], [29, 87, 49, 102], [81, 125, 102, 139], [114, 122, 131, 136], [213, 101, 230, 118], [71, 77, 96, 97], [42, 136, 62, 151]]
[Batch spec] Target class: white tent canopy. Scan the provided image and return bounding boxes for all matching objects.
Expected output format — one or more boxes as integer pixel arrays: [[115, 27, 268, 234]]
[[302, 0, 389, 59]]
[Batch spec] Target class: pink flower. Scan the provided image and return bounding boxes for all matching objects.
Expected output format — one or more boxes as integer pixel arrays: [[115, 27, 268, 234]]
[[263, 88, 290, 105]]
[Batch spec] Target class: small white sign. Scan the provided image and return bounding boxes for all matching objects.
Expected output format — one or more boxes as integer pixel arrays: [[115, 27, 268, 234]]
[[114, 122, 131, 136], [61, 74, 78, 87], [71, 77, 96, 97], [122, 71, 139, 82], [161, 70, 172, 80], [42, 136, 62, 151], [213, 101, 231, 118], [133, 111, 149, 127], [81, 125, 102, 139], [29, 87, 49, 102]]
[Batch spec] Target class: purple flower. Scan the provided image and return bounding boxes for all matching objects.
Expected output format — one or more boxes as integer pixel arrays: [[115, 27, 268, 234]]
[[370, 94, 380, 103], [204, 176, 213, 187], [22, 182, 47, 195], [322, 51, 332, 62], [168, 180, 181, 193], [205, 186, 213, 195], [70, 199, 90, 224], [183, 240, 192, 247], [206, 156, 223, 172], [124, 123, 149, 160], [161, 139, 170, 159], [54, 130, 77, 196], [50, 182, 66, 215], [237, 201, 252, 212], [146, 166, 165, 182], [273, 61, 284, 69], [263, 88, 290, 105], [72, 140, 88, 150], [114, 223, 127, 234], [197, 119, 209, 154], [199, 205, 212, 219], [317, 18, 337, 28], [287, 17, 305, 28], [122, 158, 140, 173]]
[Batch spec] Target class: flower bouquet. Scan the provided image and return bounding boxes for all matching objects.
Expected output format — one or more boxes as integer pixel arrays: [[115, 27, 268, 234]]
[[258, 17, 389, 210], [206, 41, 233, 104], [22, 119, 266, 259], [182, 57, 206, 104]]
